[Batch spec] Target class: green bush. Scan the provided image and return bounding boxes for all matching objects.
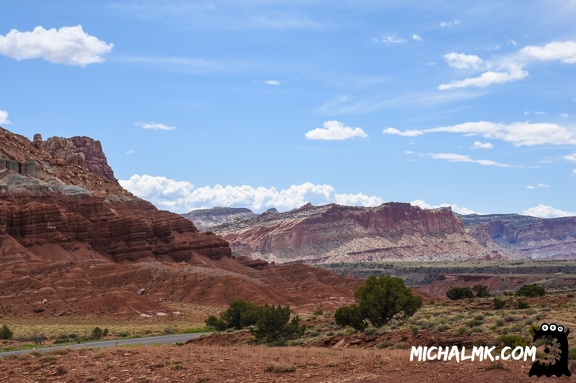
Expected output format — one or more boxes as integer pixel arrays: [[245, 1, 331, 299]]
[[446, 287, 474, 300], [334, 305, 365, 331], [251, 304, 305, 346], [205, 299, 262, 331], [472, 285, 491, 298], [514, 300, 529, 309], [220, 299, 262, 330], [499, 334, 530, 348], [350, 275, 422, 327], [0, 324, 13, 340], [91, 327, 103, 340], [493, 297, 506, 309], [516, 284, 546, 297]]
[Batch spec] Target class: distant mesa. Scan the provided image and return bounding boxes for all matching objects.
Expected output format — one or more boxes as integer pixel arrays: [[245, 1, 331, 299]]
[[183, 203, 576, 264]]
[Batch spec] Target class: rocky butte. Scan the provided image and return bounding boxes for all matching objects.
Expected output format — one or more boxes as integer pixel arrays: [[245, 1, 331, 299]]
[[0, 127, 358, 316], [0, 127, 231, 263], [200, 202, 495, 264]]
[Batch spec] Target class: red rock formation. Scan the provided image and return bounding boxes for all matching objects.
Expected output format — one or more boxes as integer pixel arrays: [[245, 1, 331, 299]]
[[0, 126, 360, 317], [0, 126, 231, 263], [461, 214, 576, 259], [212, 203, 492, 263], [69, 136, 118, 182]]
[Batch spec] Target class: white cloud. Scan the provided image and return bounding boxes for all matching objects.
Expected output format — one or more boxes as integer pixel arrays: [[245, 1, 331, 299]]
[[564, 153, 576, 162], [410, 199, 481, 215], [521, 41, 576, 64], [0, 110, 10, 124], [136, 122, 176, 131], [523, 204, 576, 218], [412, 34, 422, 41], [472, 141, 494, 149], [0, 25, 113, 66], [444, 52, 486, 69], [427, 153, 512, 167], [526, 183, 550, 190], [440, 19, 460, 28], [126, 149, 138, 155], [382, 127, 423, 137], [384, 121, 576, 146], [439, 64, 528, 90], [305, 120, 367, 140], [265, 80, 280, 86], [374, 35, 406, 44], [573, 169, 576, 176], [119, 174, 384, 213]]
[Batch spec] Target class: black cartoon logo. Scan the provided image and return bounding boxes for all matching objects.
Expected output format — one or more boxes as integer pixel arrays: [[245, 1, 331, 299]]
[[529, 323, 571, 377]]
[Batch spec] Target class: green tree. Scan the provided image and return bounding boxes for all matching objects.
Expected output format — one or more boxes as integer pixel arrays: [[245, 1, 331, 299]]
[[251, 304, 305, 345], [516, 284, 546, 297], [446, 286, 474, 300], [335, 275, 422, 329], [472, 285, 490, 298], [334, 304, 365, 331], [0, 324, 13, 340], [219, 299, 262, 330]]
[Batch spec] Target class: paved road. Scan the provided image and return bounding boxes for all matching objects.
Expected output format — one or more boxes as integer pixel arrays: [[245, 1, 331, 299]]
[[0, 332, 210, 358]]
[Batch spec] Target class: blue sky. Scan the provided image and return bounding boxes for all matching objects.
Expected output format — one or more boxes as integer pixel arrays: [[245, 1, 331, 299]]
[[2, 0, 576, 217]]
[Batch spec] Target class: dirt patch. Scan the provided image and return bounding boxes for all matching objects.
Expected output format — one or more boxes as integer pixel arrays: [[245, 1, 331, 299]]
[[0, 344, 540, 383]]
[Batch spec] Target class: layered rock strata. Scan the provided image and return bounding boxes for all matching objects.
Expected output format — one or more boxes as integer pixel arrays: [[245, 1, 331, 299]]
[[210, 202, 493, 264]]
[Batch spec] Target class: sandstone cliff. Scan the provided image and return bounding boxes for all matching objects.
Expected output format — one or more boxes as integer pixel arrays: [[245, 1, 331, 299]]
[[461, 214, 576, 259], [0, 127, 231, 263], [208, 202, 493, 264]]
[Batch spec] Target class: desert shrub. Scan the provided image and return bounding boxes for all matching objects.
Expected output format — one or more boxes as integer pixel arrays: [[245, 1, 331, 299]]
[[265, 364, 296, 373], [435, 324, 450, 333], [446, 287, 474, 300], [205, 315, 227, 331], [363, 327, 378, 335], [251, 304, 305, 346], [472, 285, 491, 298], [516, 284, 546, 297], [499, 334, 530, 348], [91, 327, 103, 340], [569, 348, 576, 360], [205, 299, 263, 331], [349, 275, 422, 328], [30, 332, 47, 346], [220, 299, 262, 330], [493, 297, 506, 309], [0, 324, 13, 340], [514, 300, 529, 309], [334, 305, 366, 331], [452, 327, 469, 336], [467, 319, 484, 328]]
